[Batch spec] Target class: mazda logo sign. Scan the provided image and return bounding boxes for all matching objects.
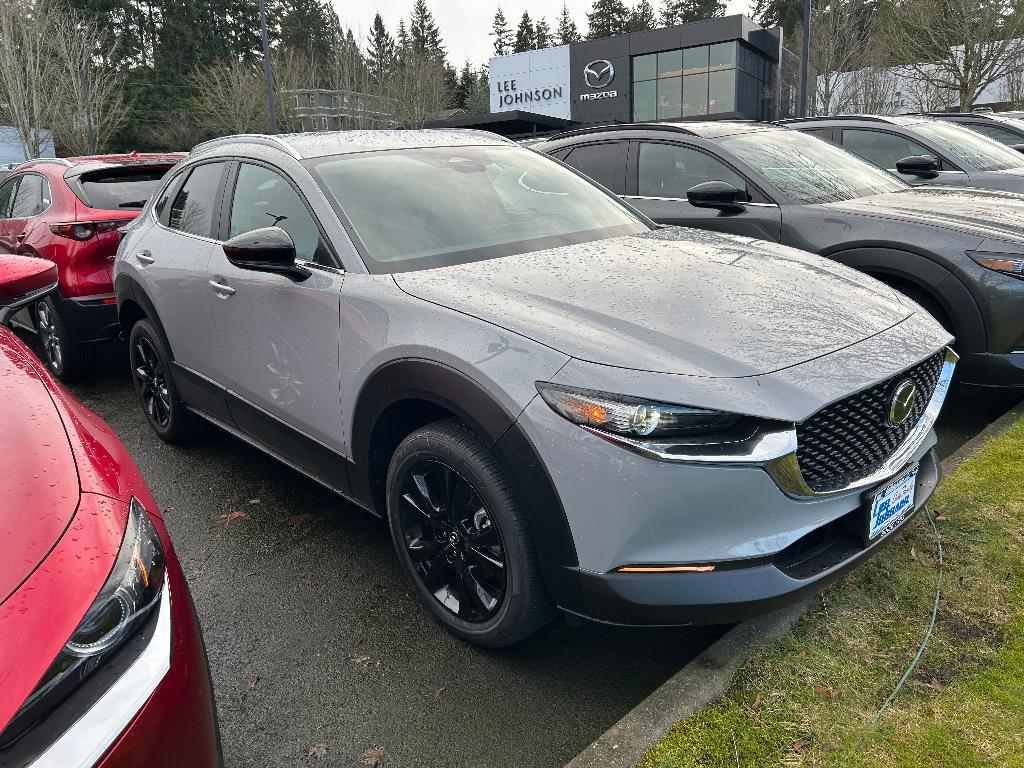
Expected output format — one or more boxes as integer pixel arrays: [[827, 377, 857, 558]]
[[887, 379, 918, 427], [583, 60, 615, 89]]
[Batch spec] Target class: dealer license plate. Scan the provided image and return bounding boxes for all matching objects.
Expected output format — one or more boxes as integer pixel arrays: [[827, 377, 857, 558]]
[[866, 465, 918, 541]]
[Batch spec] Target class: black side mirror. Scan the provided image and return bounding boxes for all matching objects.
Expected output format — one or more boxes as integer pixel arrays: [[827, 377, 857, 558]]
[[895, 155, 940, 177], [1010, 143, 1024, 155], [222, 227, 310, 281], [686, 181, 747, 214]]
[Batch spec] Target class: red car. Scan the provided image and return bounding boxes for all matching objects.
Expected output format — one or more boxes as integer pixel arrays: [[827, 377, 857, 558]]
[[0, 255, 220, 766], [0, 153, 185, 380]]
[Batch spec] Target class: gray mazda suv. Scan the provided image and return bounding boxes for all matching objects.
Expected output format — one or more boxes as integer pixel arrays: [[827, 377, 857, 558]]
[[115, 130, 955, 646]]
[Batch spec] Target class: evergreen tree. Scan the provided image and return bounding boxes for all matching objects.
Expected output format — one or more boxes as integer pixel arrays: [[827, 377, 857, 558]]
[[467, 66, 490, 112], [491, 7, 513, 56], [534, 17, 552, 48], [514, 11, 535, 53], [749, 0, 803, 36], [278, 0, 337, 63], [455, 60, 475, 108], [662, 0, 727, 26], [396, 18, 410, 58], [410, 0, 446, 62], [626, 0, 657, 31], [586, 0, 629, 39], [366, 13, 396, 88], [555, 4, 581, 44]]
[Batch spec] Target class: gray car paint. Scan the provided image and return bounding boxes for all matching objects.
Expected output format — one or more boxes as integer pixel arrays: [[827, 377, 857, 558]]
[[117, 130, 953, 582]]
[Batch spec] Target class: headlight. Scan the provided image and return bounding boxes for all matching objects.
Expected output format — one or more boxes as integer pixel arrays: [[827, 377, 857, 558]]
[[968, 251, 1024, 278], [0, 498, 166, 746], [536, 383, 741, 439]]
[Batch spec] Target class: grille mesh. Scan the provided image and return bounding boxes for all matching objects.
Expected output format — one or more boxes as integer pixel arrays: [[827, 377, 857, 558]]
[[795, 350, 946, 493]]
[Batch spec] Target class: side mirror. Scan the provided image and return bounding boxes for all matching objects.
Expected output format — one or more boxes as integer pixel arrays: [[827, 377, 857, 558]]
[[0, 255, 58, 325], [895, 155, 940, 177], [686, 181, 748, 214], [222, 226, 310, 281], [1010, 143, 1024, 155]]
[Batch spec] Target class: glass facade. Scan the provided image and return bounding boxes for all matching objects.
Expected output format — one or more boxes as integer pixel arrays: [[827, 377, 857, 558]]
[[632, 42, 772, 121]]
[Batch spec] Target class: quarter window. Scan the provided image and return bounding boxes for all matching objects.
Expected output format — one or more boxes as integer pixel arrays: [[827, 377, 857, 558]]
[[167, 162, 226, 238], [228, 163, 332, 266], [638, 143, 748, 200], [561, 143, 623, 192], [841, 130, 936, 170], [963, 122, 1024, 147]]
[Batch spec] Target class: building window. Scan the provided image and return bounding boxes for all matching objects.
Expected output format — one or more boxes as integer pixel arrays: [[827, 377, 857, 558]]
[[633, 42, 770, 121]]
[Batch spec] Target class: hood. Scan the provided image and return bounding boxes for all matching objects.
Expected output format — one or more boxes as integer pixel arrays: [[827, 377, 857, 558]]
[[393, 228, 913, 378], [0, 331, 80, 606], [821, 186, 1024, 246]]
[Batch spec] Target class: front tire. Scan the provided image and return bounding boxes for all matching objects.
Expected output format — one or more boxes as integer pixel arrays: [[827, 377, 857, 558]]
[[386, 419, 553, 647], [35, 297, 92, 381], [128, 318, 199, 443]]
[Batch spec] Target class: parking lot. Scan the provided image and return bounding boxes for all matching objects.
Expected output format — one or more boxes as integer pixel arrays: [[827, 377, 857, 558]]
[[37, 338, 1017, 768]]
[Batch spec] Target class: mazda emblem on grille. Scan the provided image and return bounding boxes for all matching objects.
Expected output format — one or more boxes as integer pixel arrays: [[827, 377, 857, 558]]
[[888, 379, 918, 427]]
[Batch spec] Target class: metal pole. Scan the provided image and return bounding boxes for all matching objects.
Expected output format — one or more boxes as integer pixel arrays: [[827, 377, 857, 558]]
[[258, 0, 277, 134], [799, 0, 811, 117], [79, 66, 96, 154]]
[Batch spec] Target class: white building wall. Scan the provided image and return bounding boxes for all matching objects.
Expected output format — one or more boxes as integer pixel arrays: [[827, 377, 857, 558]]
[[488, 46, 572, 119]]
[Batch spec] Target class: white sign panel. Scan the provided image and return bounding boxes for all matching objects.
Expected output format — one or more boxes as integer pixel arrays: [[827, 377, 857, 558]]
[[489, 46, 571, 119]]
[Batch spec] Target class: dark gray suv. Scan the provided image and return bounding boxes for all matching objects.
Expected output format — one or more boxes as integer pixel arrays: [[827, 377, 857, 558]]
[[116, 129, 955, 646], [537, 122, 1024, 388]]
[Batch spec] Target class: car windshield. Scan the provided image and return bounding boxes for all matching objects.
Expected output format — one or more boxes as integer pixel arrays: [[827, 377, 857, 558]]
[[717, 130, 906, 204], [308, 145, 649, 272], [912, 120, 1024, 171]]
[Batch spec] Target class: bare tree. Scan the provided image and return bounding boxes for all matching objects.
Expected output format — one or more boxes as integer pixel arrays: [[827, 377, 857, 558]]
[[886, 0, 1024, 111], [49, 12, 126, 154], [389, 55, 448, 128], [0, 0, 61, 158], [998, 51, 1024, 107], [811, 0, 873, 115], [187, 60, 268, 137], [901, 72, 956, 111]]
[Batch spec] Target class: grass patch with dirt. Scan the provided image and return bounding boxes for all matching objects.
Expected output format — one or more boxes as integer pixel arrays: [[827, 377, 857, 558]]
[[639, 417, 1024, 768]]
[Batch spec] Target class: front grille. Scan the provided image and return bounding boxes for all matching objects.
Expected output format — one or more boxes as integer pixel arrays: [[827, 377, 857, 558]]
[[795, 350, 945, 493]]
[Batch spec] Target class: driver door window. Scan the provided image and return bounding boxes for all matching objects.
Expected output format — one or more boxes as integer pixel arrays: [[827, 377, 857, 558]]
[[841, 129, 936, 171], [637, 142, 749, 200], [0, 177, 18, 219], [228, 163, 333, 266]]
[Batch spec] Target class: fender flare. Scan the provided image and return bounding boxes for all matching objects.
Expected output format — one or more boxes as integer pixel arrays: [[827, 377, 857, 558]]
[[350, 359, 583, 611], [824, 246, 987, 351], [115, 273, 177, 358]]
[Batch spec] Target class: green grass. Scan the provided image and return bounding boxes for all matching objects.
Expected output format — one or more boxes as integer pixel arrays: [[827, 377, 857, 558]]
[[639, 417, 1024, 768]]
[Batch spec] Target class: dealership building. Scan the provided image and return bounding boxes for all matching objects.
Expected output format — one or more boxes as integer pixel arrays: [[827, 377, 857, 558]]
[[428, 15, 803, 138]]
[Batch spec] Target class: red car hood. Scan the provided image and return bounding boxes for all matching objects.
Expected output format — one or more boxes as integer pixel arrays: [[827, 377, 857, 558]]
[[0, 331, 79, 605]]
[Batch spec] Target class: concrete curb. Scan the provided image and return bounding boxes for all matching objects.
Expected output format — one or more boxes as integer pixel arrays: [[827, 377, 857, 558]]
[[565, 403, 1024, 768]]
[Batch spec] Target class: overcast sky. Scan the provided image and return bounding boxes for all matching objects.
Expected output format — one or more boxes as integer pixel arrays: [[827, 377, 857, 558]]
[[333, 1, 754, 69]]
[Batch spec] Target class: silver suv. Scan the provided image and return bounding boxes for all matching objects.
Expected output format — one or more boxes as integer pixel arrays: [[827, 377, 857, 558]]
[[115, 130, 956, 646]]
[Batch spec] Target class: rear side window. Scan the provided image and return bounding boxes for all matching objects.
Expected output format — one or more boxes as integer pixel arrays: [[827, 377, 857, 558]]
[[78, 166, 173, 211], [968, 122, 1024, 146], [10, 174, 48, 217], [0, 177, 18, 218], [841, 129, 936, 170], [167, 162, 226, 238], [562, 142, 623, 192]]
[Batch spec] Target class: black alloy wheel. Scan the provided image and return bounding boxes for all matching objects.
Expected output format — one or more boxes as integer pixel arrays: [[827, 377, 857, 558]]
[[132, 335, 171, 430], [396, 460, 507, 622]]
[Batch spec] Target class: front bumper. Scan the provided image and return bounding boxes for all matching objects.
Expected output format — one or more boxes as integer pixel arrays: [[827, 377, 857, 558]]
[[570, 447, 940, 626]]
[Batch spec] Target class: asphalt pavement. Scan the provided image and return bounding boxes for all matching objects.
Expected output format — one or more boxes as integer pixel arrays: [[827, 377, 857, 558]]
[[54, 340, 1021, 768]]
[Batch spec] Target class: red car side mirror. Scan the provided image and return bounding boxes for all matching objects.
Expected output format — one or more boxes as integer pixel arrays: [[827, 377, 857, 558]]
[[0, 255, 58, 324]]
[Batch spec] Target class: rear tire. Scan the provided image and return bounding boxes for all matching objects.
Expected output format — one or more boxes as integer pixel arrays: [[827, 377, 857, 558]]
[[128, 318, 200, 443], [386, 418, 554, 647], [35, 298, 92, 382]]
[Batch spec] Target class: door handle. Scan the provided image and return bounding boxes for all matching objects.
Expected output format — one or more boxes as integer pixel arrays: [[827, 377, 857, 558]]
[[209, 280, 236, 296], [136, 251, 155, 265]]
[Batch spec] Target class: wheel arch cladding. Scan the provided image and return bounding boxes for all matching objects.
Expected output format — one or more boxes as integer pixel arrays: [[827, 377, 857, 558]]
[[115, 274, 176, 357], [350, 359, 583, 612], [826, 246, 987, 351]]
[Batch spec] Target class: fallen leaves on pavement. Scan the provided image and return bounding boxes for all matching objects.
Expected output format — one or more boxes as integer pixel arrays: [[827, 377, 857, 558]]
[[362, 746, 385, 767], [308, 743, 328, 759]]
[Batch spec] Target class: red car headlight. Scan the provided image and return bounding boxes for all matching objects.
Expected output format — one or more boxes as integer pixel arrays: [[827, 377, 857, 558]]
[[0, 498, 166, 747]]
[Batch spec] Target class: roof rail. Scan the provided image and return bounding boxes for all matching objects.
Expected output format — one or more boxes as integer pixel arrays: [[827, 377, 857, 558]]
[[775, 115, 897, 125], [16, 157, 73, 169], [547, 122, 699, 141], [189, 134, 302, 160]]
